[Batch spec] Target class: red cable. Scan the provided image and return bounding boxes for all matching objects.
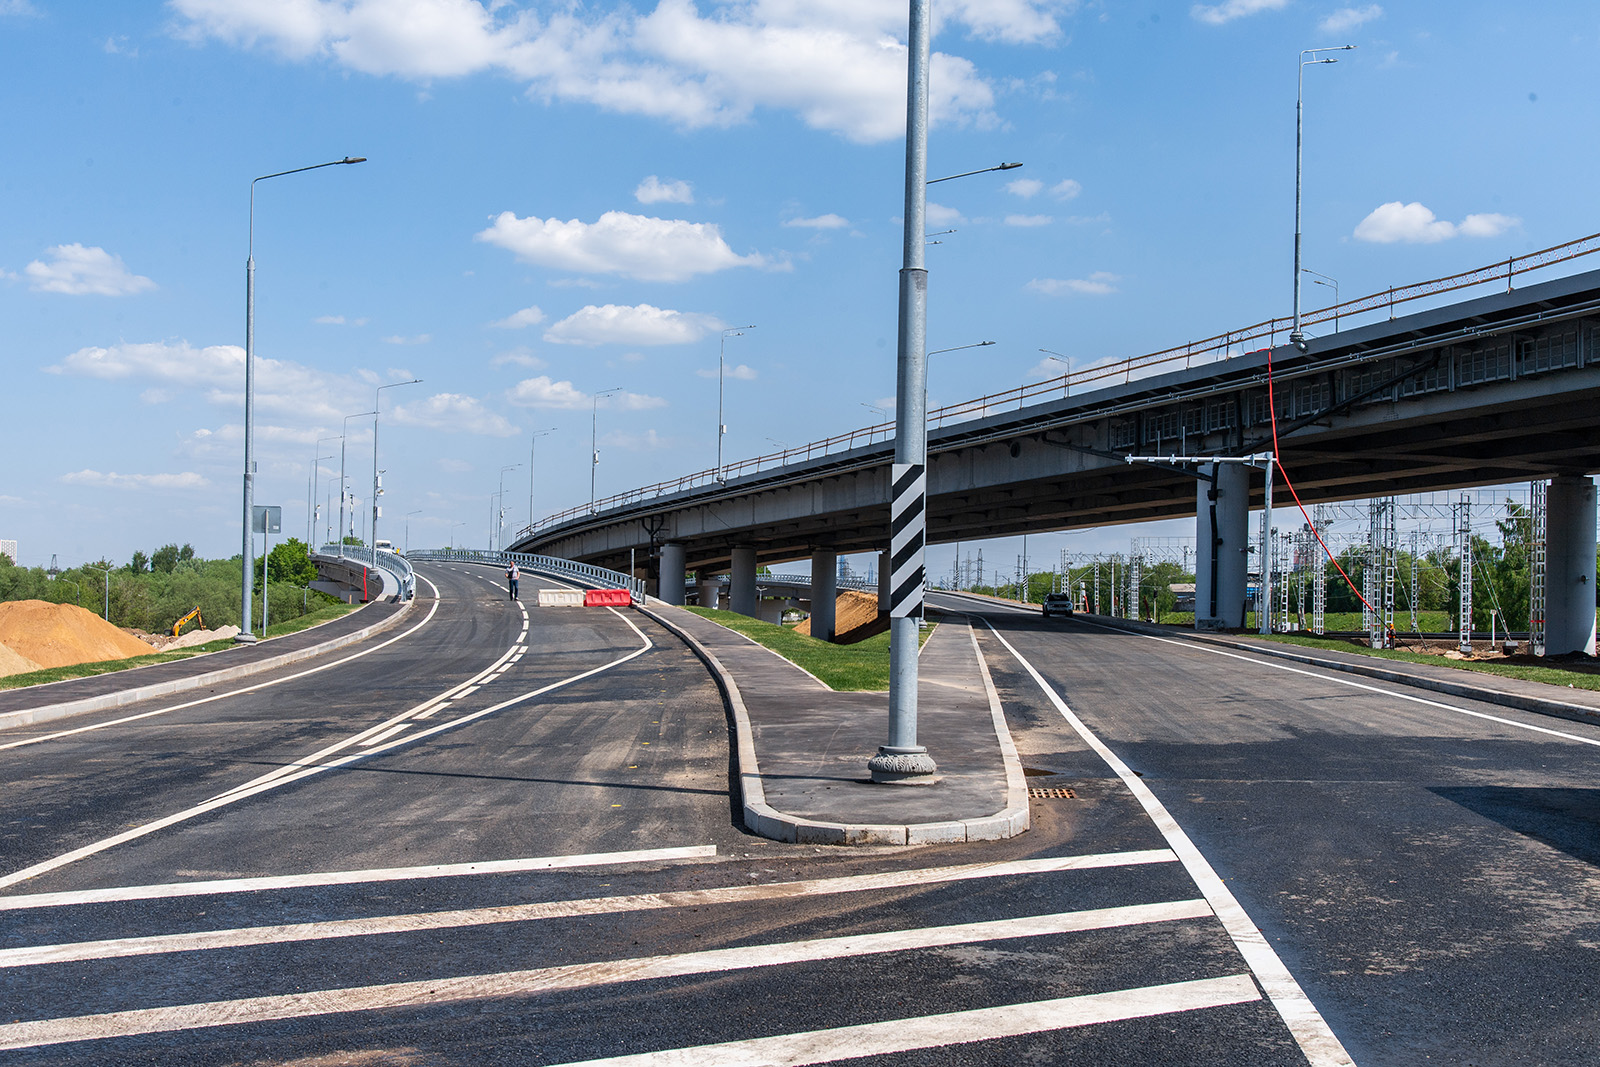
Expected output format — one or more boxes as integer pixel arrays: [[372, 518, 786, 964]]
[[1264, 346, 1379, 618]]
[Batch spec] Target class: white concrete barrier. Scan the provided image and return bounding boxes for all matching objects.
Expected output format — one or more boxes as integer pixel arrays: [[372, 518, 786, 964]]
[[537, 589, 586, 607]]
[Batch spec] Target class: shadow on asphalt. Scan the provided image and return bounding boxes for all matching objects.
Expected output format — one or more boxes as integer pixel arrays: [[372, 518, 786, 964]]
[[228, 759, 730, 797], [1432, 785, 1600, 868]]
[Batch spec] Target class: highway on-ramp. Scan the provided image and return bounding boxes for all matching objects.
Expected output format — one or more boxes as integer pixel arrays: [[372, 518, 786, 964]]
[[1, 568, 1590, 1064]]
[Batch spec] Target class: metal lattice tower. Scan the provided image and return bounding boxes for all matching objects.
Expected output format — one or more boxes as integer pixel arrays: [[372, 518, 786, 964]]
[[1093, 560, 1102, 615], [1371, 498, 1397, 648], [1529, 480, 1547, 656], [1456, 496, 1473, 654], [1277, 529, 1293, 633], [1408, 529, 1421, 634], [1312, 506, 1330, 635], [1127, 545, 1144, 621]]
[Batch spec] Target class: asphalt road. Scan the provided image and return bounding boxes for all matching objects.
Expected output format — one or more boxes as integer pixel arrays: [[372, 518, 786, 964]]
[[3, 569, 1590, 1064], [938, 591, 1600, 1067]]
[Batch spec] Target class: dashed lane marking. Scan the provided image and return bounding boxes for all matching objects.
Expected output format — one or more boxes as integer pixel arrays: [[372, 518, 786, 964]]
[[0, 850, 1176, 966]]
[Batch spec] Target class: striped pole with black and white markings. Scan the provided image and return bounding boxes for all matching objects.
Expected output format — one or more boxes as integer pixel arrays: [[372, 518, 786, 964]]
[[889, 463, 926, 619]]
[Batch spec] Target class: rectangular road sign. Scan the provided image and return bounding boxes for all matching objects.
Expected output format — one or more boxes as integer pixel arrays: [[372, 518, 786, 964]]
[[251, 505, 282, 534]]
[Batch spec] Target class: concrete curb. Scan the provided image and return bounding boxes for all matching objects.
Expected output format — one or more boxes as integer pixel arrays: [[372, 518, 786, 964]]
[[1078, 614, 1600, 730], [0, 597, 414, 733], [639, 602, 1030, 846]]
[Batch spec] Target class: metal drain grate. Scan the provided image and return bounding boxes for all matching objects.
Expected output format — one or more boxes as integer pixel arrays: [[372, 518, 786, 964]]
[[1028, 787, 1077, 799]]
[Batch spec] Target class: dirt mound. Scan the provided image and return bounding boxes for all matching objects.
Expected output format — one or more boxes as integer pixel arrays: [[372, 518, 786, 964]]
[[146, 625, 242, 651], [0, 601, 161, 670], [0, 642, 43, 679], [796, 590, 887, 643]]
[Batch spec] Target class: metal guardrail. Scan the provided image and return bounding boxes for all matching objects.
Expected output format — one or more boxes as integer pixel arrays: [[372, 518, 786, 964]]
[[514, 231, 1600, 539], [407, 548, 645, 602], [319, 544, 416, 601], [690, 572, 878, 594]]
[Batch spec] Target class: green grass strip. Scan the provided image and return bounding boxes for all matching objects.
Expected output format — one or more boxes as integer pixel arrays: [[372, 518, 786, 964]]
[[683, 607, 932, 692], [1258, 633, 1600, 693], [0, 602, 360, 692]]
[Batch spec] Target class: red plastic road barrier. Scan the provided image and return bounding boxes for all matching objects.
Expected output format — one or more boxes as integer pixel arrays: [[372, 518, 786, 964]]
[[584, 589, 632, 607]]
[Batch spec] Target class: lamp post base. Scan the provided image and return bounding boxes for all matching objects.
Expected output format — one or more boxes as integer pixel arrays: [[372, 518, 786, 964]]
[[234, 632, 259, 644], [868, 747, 939, 785]]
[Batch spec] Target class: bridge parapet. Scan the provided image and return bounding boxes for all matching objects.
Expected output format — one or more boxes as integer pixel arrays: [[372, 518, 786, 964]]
[[409, 548, 644, 602]]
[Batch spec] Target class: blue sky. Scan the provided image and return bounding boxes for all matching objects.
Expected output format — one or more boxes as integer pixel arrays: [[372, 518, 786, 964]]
[[2, 0, 1596, 578]]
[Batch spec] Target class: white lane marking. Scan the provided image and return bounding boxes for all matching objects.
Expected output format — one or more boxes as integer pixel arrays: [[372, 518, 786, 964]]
[[0, 596, 657, 893], [0, 900, 1213, 1050], [0, 850, 1177, 967], [358, 723, 411, 748], [981, 620, 1356, 1067], [413, 702, 449, 720], [0, 575, 445, 753], [1077, 618, 1600, 749], [549, 975, 1262, 1067], [0, 846, 717, 913]]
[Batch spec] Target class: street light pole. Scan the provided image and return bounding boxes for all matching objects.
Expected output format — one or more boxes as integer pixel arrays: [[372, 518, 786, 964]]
[[450, 521, 467, 550], [529, 427, 556, 528], [1303, 269, 1340, 331], [717, 325, 755, 480], [372, 378, 422, 552], [870, 0, 937, 785], [1291, 46, 1353, 351], [405, 510, 422, 555], [240, 154, 366, 643], [591, 387, 621, 511], [310, 435, 340, 547], [338, 410, 377, 560], [1040, 348, 1072, 396], [497, 464, 520, 550]]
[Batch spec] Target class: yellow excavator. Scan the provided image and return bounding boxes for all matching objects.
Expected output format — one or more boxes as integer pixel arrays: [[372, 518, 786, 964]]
[[172, 606, 205, 637]]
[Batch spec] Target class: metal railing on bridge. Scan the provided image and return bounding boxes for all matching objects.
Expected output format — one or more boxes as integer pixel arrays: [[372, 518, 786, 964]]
[[408, 548, 645, 602], [317, 544, 416, 601], [515, 230, 1600, 539]]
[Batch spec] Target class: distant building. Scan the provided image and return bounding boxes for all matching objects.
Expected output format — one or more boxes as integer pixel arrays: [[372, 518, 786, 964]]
[[0, 540, 15, 565]]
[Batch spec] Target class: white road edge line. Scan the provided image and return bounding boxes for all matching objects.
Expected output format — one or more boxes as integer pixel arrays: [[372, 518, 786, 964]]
[[0, 850, 1177, 964], [1078, 617, 1600, 749], [0, 575, 445, 753], [0, 845, 718, 913], [0, 899, 1214, 1050], [980, 619, 1357, 1067], [0, 583, 656, 894], [547, 974, 1262, 1067]]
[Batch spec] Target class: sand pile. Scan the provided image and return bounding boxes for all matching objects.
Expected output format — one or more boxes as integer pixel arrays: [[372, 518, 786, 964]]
[[0, 643, 42, 677], [0, 600, 159, 675], [795, 590, 887, 642], [145, 625, 241, 651]]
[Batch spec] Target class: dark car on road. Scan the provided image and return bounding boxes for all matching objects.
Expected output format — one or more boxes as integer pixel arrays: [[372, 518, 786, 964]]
[[1041, 592, 1075, 617]]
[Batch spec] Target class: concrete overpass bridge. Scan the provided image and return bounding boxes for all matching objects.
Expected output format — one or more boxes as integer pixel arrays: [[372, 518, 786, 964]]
[[513, 254, 1600, 655]]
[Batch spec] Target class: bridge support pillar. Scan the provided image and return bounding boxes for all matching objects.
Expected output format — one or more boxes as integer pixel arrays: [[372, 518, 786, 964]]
[[1546, 476, 1598, 656], [658, 543, 686, 606], [1196, 461, 1249, 630], [730, 546, 759, 617], [811, 550, 838, 641], [697, 574, 722, 610]]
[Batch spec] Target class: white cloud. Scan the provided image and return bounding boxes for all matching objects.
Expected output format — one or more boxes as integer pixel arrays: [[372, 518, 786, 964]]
[[601, 428, 669, 451], [542, 303, 724, 347], [60, 469, 209, 491], [382, 333, 432, 345], [168, 0, 1039, 143], [490, 305, 546, 329], [1318, 5, 1382, 34], [1190, 0, 1289, 25], [490, 348, 546, 368], [926, 202, 964, 227], [1, 1, 38, 17], [783, 213, 850, 229], [437, 458, 472, 473], [314, 314, 369, 325], [389, 393, 518, 436], [695, 363, 757, 380], [1005, 214, 1052, 227], [614, 390, 668, 411], [1027, 271, 1120, 296], [1353, 201, 1519, 244], [507, 375, 590, 409], [1005, 178, 1043, 198], [477, 209, 765, 283], [23, 244, 155, 296], [635, 175, 694, 204], [1050, 178, 1082, 200], [140, 388, 171, 405]]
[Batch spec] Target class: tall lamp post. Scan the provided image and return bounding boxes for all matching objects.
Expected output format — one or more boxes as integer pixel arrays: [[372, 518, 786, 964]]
[[1291, 45, 1353, 351], [590, 387, 621, 512], [529, 427, 556, 528], [717, 325, 755, 481], [868, 3, 1020, 785], [239, 154, 366, 643], [1040, 348, 1072, 396], [405, 510, 422, 555], [497, 464, 520, 550], [450, 521, 467, 550], [338, 410, 377, 559], [309, 434, 340, 546], [372, 378, 422, 552]]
